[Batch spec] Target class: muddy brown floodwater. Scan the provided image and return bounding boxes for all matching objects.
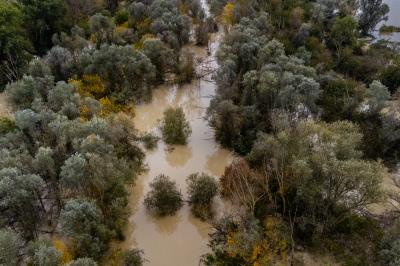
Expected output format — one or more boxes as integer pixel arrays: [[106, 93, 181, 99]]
[[119, 31, 235, 265]]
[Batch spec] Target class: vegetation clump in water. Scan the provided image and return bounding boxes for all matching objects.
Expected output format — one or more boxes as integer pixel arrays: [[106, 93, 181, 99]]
[[161, 107, 192, 145], [186, 173, 219, 220], [144, 174, 184, 216]]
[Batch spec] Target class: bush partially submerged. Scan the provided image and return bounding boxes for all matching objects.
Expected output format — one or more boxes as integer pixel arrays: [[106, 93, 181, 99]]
[[121, 249, 145, 266], [144, 174, 183, 216], [140, 132, 159, 150], [161, 107, 191, 145], [186, 173, 218, 220], [177, 51, 195, 84]]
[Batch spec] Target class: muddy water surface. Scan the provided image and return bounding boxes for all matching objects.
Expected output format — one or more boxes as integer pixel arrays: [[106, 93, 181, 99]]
[[121, 32, 235, 266]]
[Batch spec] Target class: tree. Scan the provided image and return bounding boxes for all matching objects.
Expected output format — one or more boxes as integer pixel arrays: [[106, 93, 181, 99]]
[[220, 159, 267, 214], [65, 0, 101, 24], [28, 239, 62, 266], [20, 0, 68, 55], [89, 14, 117, 47], [380, 64, 400, 94], [195, 21, 210, 46], [161, 107, 191, 145], [0, 168, 45, 239], [380, 221, 400, 266], [142, 38, 175, 82], [365, 80, 390, 114], [144, 174, 183, 216], [358, 0, 389, 36], [0, 1, 31, 87], [330, 16, 358, 60], [186, 173, 218, 219], [247, 120, 384, 233], [0, 229, 21, 266], [59, 199, 109, 259], [82, 45, 156, 103]]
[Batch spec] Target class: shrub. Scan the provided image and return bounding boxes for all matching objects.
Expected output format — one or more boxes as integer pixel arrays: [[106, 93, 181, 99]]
[[121, 249, 145, 266], [115, 10, 129, 25], [177, 51, 195, 84], [186, 173, 218, 220], [380, 221, 400, 266], [144, 174, 183, 216], [140, 132, 159, 150], [67, 258, 98, 266], [195, 22, 209, 46], [161, 107, 191, 145], [0, 117, 16, 135]]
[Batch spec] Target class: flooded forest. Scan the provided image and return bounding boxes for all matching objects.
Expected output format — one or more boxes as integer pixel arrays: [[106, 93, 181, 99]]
[[0, 0, 400, 265]]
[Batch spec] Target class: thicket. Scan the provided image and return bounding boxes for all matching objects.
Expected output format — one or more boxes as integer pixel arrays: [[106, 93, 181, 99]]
[[186, 173, 219, 220], [161, 107, 192, 144], [0, 0, 208, 264], [204, 0, 400, 265], [144, 174, 184, 216]]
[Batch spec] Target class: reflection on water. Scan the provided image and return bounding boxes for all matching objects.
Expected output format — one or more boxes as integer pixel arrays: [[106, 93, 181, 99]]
[[375, 0, 400, 42], [164, 145, 193, 168], [119, 30, 236, 266]]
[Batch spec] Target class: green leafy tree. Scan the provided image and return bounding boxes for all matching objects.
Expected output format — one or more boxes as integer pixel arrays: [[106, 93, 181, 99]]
[[20, 0, 68, 55], [358, 0, 389, 36], [248, 120, 384, 233], [161, 107, 191, 145], [186, 173, 218, 219], [0, 1, 31, 87], [144, 174, 183, 216]]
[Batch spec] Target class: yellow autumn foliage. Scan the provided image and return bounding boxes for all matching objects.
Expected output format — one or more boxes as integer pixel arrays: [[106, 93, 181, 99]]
[[53, 239, 72, 264], [222, 2, 235, 25], [99, 97, 124, 117], [69, 75, 106, 99]]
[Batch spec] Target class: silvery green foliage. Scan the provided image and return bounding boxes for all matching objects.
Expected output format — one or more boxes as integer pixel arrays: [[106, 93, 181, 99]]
[[67, 258, 98, 266], [1, 71, 144, 250], [0, 229, 21, 266], [15, 109, 40, 131], [28, 239, 62, 266], [82, 45, 156, 102], [59, 199, 107, 259], [45, 46, 74, 81], [0, 168, 45, 239], [89, 13, 117, 47], [52, 26, 89, 53], [33, 147, 56, 180], [366, 80, 390, 114], [209, 18, 320, 151], [60, 153, 87, 190], [142, 38, 175, 82]]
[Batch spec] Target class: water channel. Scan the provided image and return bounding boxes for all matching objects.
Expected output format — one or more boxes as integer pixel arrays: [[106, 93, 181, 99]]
[[119, 5, 236, 265]]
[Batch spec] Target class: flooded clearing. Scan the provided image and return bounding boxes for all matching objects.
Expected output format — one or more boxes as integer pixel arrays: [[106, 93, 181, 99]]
[[120, 32, 235, 265]]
